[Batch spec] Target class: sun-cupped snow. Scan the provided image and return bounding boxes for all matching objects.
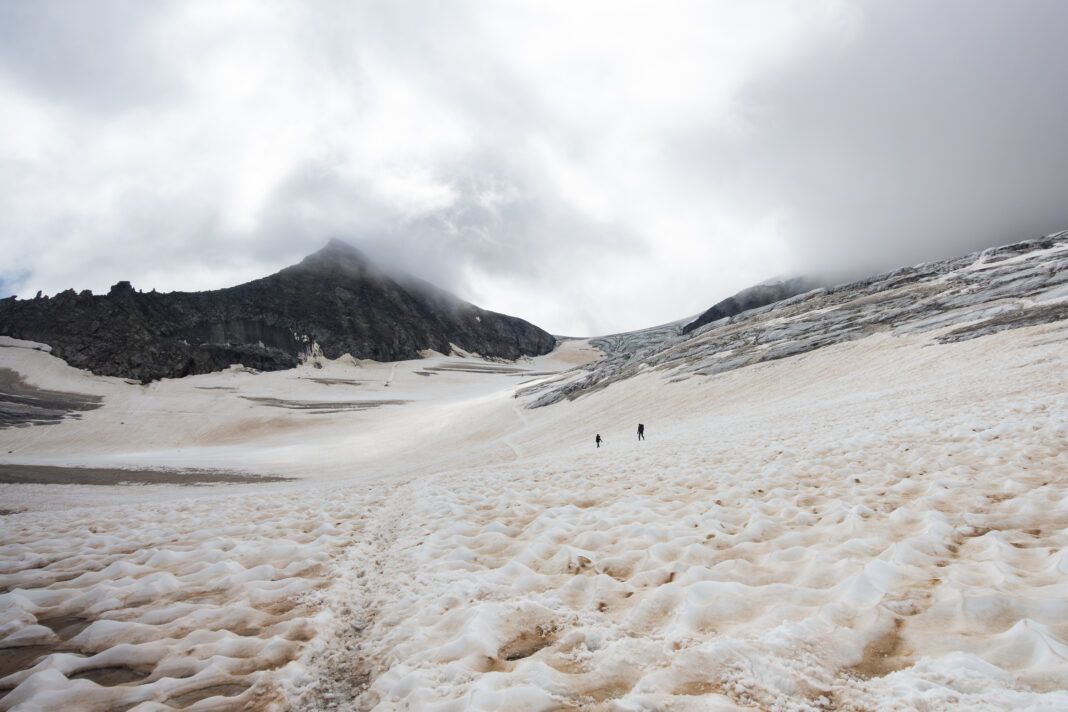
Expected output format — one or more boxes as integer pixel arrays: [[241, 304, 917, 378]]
[[2, 234, 1068, 711]]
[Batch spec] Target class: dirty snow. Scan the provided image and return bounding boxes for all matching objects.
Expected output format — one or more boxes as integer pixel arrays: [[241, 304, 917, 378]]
[[1, 322, 1067, 710]]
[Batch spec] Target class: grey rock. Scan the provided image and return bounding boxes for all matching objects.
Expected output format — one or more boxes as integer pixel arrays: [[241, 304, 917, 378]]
[[524, 230, 1068, 407], [682, 277, 821, 334], [0, 239, 557, 382]]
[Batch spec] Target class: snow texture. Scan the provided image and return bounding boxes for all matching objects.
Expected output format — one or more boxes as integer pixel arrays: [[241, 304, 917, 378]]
[[2, 234, 1068, 711]]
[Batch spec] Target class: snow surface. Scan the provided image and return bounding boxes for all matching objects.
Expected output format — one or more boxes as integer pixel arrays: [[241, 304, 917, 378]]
[[2, 320, 1068, 710]]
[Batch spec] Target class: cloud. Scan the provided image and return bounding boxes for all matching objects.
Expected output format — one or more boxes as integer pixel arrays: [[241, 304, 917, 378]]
[[0, 1, 182, 114], [1, 1, 1066, 336], [724, 0, 1068, 280]]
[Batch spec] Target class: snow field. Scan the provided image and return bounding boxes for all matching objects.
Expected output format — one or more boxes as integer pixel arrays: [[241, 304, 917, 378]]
[[0, 326, 1067, 710], [293, 328, 1068, 710], [0, 339, 591, 486], [0, 486, 371, 711]]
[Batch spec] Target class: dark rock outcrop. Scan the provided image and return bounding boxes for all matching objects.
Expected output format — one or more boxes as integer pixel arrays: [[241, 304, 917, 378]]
[[0, 239, 557, 382], [681, 277, 820, 334]]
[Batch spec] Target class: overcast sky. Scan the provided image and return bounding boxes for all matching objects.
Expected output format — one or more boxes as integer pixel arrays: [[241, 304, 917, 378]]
[[3, 1, 1067, 336]]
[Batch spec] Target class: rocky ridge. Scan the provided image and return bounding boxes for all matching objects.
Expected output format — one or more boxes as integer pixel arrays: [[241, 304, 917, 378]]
[[0, 240, 557, 382], [588, 278, 823, 360], [523, 231, 1068, 407], [681, 276, 821, 334]]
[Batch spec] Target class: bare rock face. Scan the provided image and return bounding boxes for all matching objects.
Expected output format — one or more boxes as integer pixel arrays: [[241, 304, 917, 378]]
[[0, 240, 557, 382]]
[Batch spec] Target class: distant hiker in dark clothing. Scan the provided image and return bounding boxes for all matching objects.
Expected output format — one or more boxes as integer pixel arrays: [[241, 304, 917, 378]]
[[596, 434, 602, 448], [637, 423, 645, 440]]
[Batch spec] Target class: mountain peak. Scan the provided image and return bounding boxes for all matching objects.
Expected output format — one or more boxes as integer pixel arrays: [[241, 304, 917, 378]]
[[313, 238, 369, 261], [0, 234, 557, 381], [320, 237, 366, 256], [294, 238, 374, 275]]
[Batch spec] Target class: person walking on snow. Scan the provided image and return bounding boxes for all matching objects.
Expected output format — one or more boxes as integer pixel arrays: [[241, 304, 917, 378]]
[[637, 423, 645, 440], [596, 434, 603, 448]]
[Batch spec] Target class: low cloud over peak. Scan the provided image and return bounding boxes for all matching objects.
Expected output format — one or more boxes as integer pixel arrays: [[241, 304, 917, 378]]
[[2, 1, 1066, 336]]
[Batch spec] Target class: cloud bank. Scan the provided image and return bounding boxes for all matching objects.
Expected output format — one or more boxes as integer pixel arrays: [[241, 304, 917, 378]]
[[2, 1, 1066, 335]]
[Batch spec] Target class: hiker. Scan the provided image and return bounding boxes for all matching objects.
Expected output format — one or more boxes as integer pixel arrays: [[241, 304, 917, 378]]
[[596, 434, 602, 448], [637, 423, 645, 440]]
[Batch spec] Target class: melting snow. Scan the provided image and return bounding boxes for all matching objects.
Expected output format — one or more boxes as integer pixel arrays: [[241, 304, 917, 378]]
[[2, 316, 1068, 710]]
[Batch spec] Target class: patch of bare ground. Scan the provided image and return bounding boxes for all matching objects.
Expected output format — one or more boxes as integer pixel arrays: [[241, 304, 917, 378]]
[[241, 396, 408, 412], [70, 665, 153, 685], [165, 683, 250, 708], [38, 614, 92, 639], [0, 367, 102, 428], [0, 464, 291, 485], [300, 377, 368, 386], [422, 363, 531, 374], [499, 625, 558, 661], [0, 645, 58, 680], [848, 618, 910, 679]]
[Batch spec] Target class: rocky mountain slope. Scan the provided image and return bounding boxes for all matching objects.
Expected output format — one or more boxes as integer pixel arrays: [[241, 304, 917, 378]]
[[681, 276, 820, 334], [589, 277, 822, 359], [524, 231, 1068, 406], [0, 240, 557, 382]]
